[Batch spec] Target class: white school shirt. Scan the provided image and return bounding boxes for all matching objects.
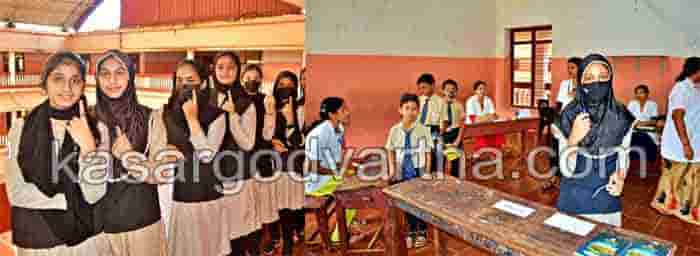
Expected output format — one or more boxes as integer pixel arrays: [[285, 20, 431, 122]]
[[305, 120, 345, 193], [418, 95, 445, 126], [385, 122, 435, 169], [464, 95, 495, 124], [661, 79, 700, 163], [627, 99, 659, 144], [557, 79, 575, 109]]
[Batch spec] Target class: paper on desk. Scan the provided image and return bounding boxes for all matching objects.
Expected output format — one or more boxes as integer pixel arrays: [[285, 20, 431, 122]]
[[492, 200, 535, 218], [544, 213, 596, 237]]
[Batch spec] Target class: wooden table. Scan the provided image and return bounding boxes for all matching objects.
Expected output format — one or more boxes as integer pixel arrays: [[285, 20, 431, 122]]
[[334, 175, 389, 255], [382, 177, 677, 256], [462, 117, 540, 157]]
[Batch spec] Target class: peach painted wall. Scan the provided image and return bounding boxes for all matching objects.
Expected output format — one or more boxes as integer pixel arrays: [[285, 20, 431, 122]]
[[305, 54, 500, 147], [307, 54, 689, 148], [549, 56, 687, 115]]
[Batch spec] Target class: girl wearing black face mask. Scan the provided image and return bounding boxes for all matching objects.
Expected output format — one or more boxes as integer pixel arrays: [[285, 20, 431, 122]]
[[149, 60, 240, 256], [224, 64, 277, 256], [552, 54, 636, 227], [266, 71, 306, 255]]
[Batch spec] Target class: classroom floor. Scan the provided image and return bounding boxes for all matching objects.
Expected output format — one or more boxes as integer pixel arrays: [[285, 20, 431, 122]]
[[304, 156, 700, 256]]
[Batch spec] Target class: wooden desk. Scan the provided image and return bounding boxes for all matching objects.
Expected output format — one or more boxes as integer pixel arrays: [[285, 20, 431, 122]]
[[383, 177, 677, 256], [334, 176, 389, 255], [462, 117, 540, 156]]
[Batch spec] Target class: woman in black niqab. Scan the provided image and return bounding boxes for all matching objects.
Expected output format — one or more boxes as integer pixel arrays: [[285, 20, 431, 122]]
[[553, 54, 635, 227]]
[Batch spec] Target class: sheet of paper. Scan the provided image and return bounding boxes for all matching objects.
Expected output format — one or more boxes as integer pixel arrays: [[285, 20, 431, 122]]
[[544, 213, 596, 237], [492, 200, 536, 218]]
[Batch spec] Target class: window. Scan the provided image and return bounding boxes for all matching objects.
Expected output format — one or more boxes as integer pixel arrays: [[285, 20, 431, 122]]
[[510, 26, 552, 108], [3, 53, 25, 73]]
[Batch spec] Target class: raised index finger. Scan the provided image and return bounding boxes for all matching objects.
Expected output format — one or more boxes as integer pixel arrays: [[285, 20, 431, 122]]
[[79, 99, 86, 118], [191, 88, 198, 103]]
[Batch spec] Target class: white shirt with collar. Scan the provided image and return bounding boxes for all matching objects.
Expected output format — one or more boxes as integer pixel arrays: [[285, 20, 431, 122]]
[[661, 78, 700, 163], [627, 99, 659, 144], [464, 95, 495, 124], [557, 79, 575, 109], [305, 120, 345, 193]]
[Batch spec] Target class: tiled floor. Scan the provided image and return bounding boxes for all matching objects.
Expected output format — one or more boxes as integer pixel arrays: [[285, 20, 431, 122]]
[[305, 156, 700, 256]]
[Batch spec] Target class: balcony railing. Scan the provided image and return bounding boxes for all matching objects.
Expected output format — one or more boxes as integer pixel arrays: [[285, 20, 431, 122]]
[[0, 74, 41, 87], [1, 74, 172, 91]]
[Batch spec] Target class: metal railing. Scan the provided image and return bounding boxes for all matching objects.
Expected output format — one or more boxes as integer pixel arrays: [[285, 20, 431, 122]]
[[0, 74, 41, 87]]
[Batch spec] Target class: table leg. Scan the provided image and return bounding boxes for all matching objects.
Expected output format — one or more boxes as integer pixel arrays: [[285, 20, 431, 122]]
[[384, 202, 408, 256], [437, 229, 449, 256], [337, 204, 349, 255], [316, 205, 330, 251]]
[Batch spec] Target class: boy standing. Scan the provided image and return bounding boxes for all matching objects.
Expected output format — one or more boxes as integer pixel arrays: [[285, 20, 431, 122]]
[[386, 93, 434, 248], [417, 73, 444, 175]]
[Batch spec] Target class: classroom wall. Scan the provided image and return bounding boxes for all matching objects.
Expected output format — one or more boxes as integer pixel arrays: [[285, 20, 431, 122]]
[[305, 0, 500, 147], [305, 0, 698, 147], [494, 0, 700, 57], [305, 54, 501, 147], [306, 0, 498, 58]]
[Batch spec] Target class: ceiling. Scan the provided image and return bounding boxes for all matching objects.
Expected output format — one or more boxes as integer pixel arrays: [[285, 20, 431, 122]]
[[281, 0, 303, 8], [0, 0, 100, 29]]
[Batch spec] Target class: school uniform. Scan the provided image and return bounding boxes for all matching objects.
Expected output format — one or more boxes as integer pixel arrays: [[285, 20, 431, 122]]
[[95, 120, 164, 256], [7, 103, 111, 256], [418, 95, 445, 174], [441, 98, 464, 177], [385, 122, 434, 234], [627, 99, 659, 161], [653, 79, 700, 225], [214, 90, 270, 243], [552, 125, 634, 227], [148, 107, 233, 256], [556, 79, 575, 109], [465, 95, 505, 152], [553, 54, 636, 227]]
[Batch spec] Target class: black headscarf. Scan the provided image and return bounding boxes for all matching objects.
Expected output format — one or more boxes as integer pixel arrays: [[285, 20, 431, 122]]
[[272, 70, 301, 129], [557, 54, 634, 155], [18, 52, 99, 197], [165, 60, 226, 202], [210, 51, 242, 97], [165, 60, 224, 139], [95, 50, 150, 152], [16, 52, 99, 246]]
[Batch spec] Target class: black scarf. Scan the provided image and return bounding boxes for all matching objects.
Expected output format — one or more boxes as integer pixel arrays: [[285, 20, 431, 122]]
[[95, 51, 150, 153], [16, 98, 99, 246], [557, 54, 634, 155], [164, 75, 225, 202]]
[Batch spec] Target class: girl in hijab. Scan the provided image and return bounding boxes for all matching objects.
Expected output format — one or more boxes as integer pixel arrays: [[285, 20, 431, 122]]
[[93, 49, 163, 255], [147, 59, 232, 256], [6, 52, 110, 255], [209, 53, 275, 256], [210, 51, 242, 108], [551, 54, 636, 227], [230, 64, 277, 256], [269, 71, 306, 255]]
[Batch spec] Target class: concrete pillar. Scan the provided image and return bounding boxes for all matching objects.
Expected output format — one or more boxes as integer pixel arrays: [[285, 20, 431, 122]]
[[139, 52, 146, 75], [186, 50, 195, 60], [8, 51, 16, 86]]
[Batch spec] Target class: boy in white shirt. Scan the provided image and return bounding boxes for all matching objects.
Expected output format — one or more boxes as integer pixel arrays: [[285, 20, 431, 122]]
[[386, 93, 434, 248]]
